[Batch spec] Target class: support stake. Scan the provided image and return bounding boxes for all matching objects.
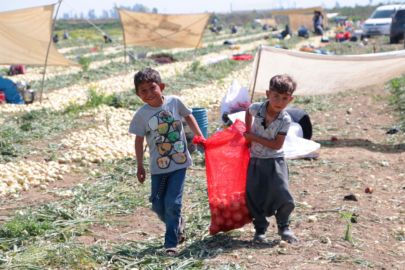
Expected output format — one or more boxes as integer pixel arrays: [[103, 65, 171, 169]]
[[40, 0, 63, 104]]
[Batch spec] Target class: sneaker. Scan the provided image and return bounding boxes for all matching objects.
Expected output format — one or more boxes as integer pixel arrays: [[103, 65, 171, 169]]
[[277, 224, 299, 242], [253, 231, 267, 242]]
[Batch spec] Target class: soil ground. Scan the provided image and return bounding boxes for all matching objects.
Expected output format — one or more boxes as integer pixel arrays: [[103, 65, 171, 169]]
[[1, 74, 404, 269]]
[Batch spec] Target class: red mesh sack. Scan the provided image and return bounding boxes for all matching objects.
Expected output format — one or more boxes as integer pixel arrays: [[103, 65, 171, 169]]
[[193, 119, 252, 235]]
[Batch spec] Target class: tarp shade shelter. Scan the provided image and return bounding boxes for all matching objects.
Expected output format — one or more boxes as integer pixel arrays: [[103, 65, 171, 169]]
[[270, 6, 323, 16], [270, 6, 328, 27], [117, 9, 211, 48], [249, 45, 405, 96], [0, 5, 79, 66], [289, 14, 314, 31]]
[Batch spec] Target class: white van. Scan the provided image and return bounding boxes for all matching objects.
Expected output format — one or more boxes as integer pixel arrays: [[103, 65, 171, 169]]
[[362, 5, 401, 38]]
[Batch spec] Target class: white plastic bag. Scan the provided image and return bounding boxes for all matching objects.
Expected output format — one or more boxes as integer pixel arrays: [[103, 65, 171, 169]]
[[225, 113, 321, 159], [284, 123, 320, 159], [221, 80, 250, 122]]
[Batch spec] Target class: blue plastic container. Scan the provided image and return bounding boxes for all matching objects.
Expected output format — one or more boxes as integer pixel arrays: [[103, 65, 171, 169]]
[[192, 107, 208, 152]]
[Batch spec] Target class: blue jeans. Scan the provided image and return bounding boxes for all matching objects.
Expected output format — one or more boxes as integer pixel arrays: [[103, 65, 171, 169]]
[[150, 168, 186, 248]]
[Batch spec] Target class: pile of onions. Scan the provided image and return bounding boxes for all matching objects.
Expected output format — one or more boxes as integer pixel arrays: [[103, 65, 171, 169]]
[[209, 191, 252, 235], [0, 161, 71, 197]]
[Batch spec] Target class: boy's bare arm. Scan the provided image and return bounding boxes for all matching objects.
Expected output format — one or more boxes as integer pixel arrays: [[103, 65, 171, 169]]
[[245, 111, 253, 132], [135, 135, 146, 184], [184, 115, 205, 149], [244, 133, 287, 150], [184, 115, 204, 138]]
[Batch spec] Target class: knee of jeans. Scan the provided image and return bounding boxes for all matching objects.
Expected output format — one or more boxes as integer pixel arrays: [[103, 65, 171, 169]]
[[150, 197, 165, 218], [152, 205, 166, 223], [284, 201, 295, 212], [290, 201, 296, 211], [165, 200, 181, 217]]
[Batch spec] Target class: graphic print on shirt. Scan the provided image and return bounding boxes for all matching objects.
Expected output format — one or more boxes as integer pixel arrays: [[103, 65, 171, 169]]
[[148, 110, 187, 169]]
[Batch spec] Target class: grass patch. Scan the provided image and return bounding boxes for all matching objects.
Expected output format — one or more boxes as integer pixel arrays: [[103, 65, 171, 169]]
[[388, 76, 405, 130], [0, 215, 55, 238], [78, 57, 92, 72]]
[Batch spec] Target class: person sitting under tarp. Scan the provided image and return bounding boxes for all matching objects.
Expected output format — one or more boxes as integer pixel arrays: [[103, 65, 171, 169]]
[[273, 25, 292, 40], [252, 21, 258, 29], [63, 29, 69, 39], [53, 34, 59, 43], [231, 25, 238, 34], [297, 25, 309, 38], [7, 65, 25, 76], [0, 76, 24, 104], [262, 23, 268, 30], [102, 33, 112, 43], [209, 26, 219, 34], [281, 25, 292, 38]]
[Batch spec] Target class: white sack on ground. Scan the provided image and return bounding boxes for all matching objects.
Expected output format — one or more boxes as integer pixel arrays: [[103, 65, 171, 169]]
[[284, 122, 320, 159], [226, 112, 321, 159], [249, 45, 405, 96], [0, 5, 79, 66], [118, 9, 210, 48]]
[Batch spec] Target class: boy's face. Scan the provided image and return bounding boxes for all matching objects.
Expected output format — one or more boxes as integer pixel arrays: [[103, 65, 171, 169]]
[[266, 90, 294, 113], [136, 81, 165, 107]]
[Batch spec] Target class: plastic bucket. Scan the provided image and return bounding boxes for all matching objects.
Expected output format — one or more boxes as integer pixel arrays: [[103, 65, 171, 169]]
[[192, 107, 208, 153]]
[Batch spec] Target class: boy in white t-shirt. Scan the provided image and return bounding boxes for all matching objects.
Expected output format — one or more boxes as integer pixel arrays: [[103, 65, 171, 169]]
[[129, 68, 204, 255]]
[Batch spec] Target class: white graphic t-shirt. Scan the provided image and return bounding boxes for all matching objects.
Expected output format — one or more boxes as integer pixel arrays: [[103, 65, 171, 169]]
[[129, 96, 193, 174]]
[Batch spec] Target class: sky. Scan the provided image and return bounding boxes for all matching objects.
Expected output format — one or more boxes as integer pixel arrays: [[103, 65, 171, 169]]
[[0, 0, 391, 18]]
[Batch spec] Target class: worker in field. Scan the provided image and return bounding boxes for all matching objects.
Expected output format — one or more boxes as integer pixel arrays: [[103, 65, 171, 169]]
[[7, 65, 25, 76], [53, 34, 59, 43], [102, 33, 112, 43], [63, 29, 69, 39], [297, 25, 309, 38], [313, 10, 324, 35], [281, 25, 292, 39], [231, 25, 238, 34], [0, 76, 24, 104]]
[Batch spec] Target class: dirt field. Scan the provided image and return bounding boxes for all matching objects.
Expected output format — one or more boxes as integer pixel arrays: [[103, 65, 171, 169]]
[[2, 80, 404, 269], [1, 24, 405, 268]]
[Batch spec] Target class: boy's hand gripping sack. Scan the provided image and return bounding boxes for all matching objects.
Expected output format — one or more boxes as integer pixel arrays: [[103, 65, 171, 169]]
[[193, 119, 252, 235]]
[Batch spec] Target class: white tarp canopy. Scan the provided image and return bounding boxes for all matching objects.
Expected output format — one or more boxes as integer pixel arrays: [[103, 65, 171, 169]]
[[249, 45, 405, 96], [0, 5, 79, 66], [118, 8, 211, 48]]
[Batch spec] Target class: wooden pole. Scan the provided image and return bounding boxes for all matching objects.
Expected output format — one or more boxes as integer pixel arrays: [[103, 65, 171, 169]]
[[40, 0, 63, 104], [250, 44, 263, 102], [116, 5, 127, 64]]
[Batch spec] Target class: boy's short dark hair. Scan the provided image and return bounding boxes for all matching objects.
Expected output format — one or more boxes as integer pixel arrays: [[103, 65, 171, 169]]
[[134, 68, 162, 92], [269, 74, 296, 95]]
